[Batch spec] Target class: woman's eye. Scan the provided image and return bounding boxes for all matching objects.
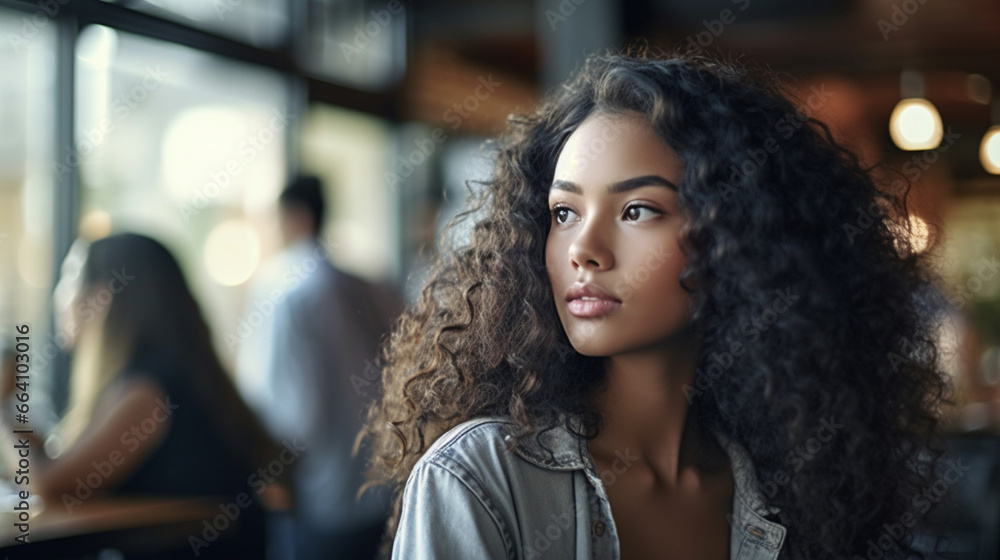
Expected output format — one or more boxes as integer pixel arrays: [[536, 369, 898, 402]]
[[551, 206, 578, 224], [623, 204, 661, 222]]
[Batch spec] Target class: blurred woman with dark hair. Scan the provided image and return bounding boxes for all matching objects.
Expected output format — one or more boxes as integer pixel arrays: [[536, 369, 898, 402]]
[[0, 233, 284, 557]]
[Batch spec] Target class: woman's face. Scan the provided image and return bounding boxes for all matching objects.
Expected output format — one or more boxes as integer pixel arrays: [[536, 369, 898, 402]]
[[545, 111, 691, 357]]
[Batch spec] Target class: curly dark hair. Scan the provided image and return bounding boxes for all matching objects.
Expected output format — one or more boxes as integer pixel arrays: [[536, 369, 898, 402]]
[[357, 48, 953, 559]]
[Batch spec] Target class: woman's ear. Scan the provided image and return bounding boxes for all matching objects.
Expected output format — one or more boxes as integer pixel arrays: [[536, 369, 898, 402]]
[[679, 268, 698, 293]]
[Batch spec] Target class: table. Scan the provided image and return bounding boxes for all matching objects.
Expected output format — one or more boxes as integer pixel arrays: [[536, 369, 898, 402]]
[[0, 496, 259, 559]]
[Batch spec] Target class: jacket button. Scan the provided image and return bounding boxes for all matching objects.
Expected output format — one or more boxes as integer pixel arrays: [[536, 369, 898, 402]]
[[592, 521, 606, 536], [746, 525, 767, 539]]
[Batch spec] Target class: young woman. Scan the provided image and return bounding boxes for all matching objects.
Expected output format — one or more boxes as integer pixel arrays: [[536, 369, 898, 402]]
[[357, 50, 952, 559], [0, 233, 284, 557]]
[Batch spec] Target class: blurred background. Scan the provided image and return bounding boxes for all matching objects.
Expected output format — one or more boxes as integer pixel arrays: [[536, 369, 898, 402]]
[[1, 0, 1000, 556]]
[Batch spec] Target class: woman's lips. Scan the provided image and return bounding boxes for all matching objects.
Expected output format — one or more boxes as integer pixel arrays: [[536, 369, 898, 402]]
[[567, 298, 622, 318]]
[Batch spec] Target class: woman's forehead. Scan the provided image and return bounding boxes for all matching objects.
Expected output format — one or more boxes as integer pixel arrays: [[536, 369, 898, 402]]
[[552, 113, 682, 189]]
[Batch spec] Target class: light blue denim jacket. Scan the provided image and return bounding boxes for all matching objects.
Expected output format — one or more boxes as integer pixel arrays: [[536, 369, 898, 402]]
[[391, 415, 788, 559]]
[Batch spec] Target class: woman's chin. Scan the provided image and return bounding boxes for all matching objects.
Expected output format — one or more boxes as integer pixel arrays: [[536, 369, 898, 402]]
[[566, 336, 615, 358]]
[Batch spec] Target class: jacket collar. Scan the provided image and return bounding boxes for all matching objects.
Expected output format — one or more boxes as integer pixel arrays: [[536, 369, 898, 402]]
[[495, 413, 787, 555], [503, 413, 782, 518]]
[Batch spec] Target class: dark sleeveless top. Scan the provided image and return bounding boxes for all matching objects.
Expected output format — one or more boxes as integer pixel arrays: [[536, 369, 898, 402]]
[[110, 351, 267, 557]]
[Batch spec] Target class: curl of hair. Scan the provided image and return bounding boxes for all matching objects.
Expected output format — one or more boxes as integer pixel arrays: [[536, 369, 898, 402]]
[[358, 48, 952, 560]]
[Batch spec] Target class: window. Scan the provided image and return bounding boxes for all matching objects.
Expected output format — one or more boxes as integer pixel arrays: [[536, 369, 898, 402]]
[[0, 5, 57, 388], [74, 25, 293, 370], [298, 103, 397, 280], [107, 0, 290, 48], [300, 0, 407, 89]]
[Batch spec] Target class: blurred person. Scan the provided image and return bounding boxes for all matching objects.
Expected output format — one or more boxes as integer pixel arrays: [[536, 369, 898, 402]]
[[0, 234, 285, 558], [920, 279, 1000, 559], [945, 311, 1000, 433], [359, 49, 954, 560], [235, 176, 402, 560]]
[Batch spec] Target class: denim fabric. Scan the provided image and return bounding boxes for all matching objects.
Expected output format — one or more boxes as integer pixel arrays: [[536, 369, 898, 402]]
[[392, 415, 787, 559]]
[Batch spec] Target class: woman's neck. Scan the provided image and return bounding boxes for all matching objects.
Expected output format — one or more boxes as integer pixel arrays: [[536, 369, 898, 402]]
[[587, 331, 706, 488]]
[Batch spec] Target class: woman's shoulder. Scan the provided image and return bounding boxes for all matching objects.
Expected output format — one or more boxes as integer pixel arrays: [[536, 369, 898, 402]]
[[409, 414, 588, 488], [406, 414, 574, 497], [402, 415, 579, 519], [109, 353, 195, 424], [416, 415, 519, 469]]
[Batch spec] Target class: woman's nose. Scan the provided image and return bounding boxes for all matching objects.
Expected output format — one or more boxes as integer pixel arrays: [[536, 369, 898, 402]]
[[568, 222, 614, 271]]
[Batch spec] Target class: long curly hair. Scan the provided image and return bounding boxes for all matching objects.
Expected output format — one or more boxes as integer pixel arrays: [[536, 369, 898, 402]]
[[357, 48, 953, 559]]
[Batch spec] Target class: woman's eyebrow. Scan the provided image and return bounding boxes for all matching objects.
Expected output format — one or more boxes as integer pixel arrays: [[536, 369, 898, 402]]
[[549, 175, 678, 194]]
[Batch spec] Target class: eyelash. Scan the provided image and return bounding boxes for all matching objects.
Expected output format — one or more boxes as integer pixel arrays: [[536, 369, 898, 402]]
[[549, 203, 663, 224]]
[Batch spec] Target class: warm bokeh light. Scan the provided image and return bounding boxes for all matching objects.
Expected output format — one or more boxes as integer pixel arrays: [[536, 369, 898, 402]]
[[893, 213, 932, 256], [889, 98, 944, 151], [980, 125, 1000, 174], [161, 105, 284, 214], [203, 219, 260, 286], [78, 209, 112, 240], [908, 214, 931, 254], [161, 106, 250, 203]]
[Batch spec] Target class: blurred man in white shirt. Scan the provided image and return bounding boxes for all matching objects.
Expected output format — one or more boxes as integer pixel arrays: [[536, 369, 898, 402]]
[[235, 176, 401, 560]]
